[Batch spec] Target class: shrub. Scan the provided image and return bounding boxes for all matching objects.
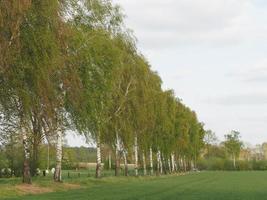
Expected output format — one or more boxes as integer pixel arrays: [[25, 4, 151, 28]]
[[197, 158, 267, 171]]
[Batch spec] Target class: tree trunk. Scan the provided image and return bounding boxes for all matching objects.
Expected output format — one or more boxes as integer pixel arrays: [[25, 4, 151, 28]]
[[115, 133, 120, 176], [95, 133, 101, 178], [194, 154, 197, 170], [22, 129, 31, 184], [47, 142, 50, 170], [149, 147, 153, 175], [174, 159, 178, 172], [123, 150, 128, 176], [171, 153, 175, 173], [160, 157, 163, 174], [54, 130, 62, 182], [9, 135, 15, 176], [158, 151, 163, 174], [162, 156, 166, 174], [143, 151, 147, 176], [187, 160, 191, 171], [180, 157, 183, 171], [108, 152, 112, 170], [168, 158, 171, 173], [115, 150, 120, 176], [233, 154, 236, 169], [31, 135, 39, 176], [157, 151, 160, 175], [183, 156, 187, 172], [134, 135, 138, 176], [31, 120, 42, 176]]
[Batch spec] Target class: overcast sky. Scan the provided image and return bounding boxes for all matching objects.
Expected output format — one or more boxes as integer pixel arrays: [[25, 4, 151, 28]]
[[67, 0, 267, 146]]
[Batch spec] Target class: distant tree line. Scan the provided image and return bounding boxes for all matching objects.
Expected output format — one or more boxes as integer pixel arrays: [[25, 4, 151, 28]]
[[200, 130, 267, 171], [0, 143, 97, 177]]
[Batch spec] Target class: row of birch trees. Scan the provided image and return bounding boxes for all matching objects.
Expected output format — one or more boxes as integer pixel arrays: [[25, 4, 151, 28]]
[[0, 0, 205, 184]]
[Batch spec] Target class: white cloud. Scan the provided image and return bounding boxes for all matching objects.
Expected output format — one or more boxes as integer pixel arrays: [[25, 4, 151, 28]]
[[227, 59, 267, 83], [114, 0, 261, 49], [205, 93, 267, 106]]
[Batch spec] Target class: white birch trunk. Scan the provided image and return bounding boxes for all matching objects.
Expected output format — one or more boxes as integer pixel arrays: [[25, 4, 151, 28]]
[[191, 160, 194, 170], [168, 158, 171, 173], [174, 156, 178, 172], [54, 130, 62, 182], [183, 156, 187, 171], [115, 132, 120, 176], [180, 157, 183, 171], [174, 160, 178, 172], [95, 133, 101, 178], [47, 142, 50, 171], [171, 153, 175, 172], [134, 135, 138, 176], [159, 151, 163, 174], [157, 150, 160, 175], [149, 147, 153, 175], [108, 152, 112, 170], [143, 151, 147, 176]]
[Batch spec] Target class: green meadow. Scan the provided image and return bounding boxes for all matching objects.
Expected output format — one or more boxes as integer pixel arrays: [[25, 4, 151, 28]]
[[2, 171, 267, 200]]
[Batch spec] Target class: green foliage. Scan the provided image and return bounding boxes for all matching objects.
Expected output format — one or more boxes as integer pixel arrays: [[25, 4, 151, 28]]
[[204, 145, 227, 159], [0, 148, 8, 169], [0, 0, 207, 181], [224, 130, 243, 158], [197, 158, 267, 171]]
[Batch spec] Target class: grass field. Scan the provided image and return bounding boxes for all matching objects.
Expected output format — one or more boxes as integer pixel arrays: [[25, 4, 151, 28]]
[[2, 171, 267, 200]]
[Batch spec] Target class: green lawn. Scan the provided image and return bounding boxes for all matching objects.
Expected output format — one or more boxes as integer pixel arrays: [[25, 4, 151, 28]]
[[2, 171, 267, 200]]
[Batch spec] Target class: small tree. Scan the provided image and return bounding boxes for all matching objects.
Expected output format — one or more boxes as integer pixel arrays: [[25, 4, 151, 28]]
[[224, 130, 243, 169], [204, 130, 218, 158]]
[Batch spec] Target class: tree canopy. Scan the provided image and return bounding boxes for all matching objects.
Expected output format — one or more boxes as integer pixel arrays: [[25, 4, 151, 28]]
[[0, 0, 206, 182]]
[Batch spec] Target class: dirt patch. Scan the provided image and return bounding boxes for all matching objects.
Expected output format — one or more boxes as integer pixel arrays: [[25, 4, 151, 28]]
[[14, 182, 81, 196], [15, 184, 53, 195], [62, 183, 81, 190]]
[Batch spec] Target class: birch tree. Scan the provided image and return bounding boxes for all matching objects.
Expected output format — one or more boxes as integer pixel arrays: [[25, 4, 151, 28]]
[[0, 0, 74, 183], [224, 131, 243, 169]]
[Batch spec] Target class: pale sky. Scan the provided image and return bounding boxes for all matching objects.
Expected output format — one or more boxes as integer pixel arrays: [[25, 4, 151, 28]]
[[67, 0, 267, 146]]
